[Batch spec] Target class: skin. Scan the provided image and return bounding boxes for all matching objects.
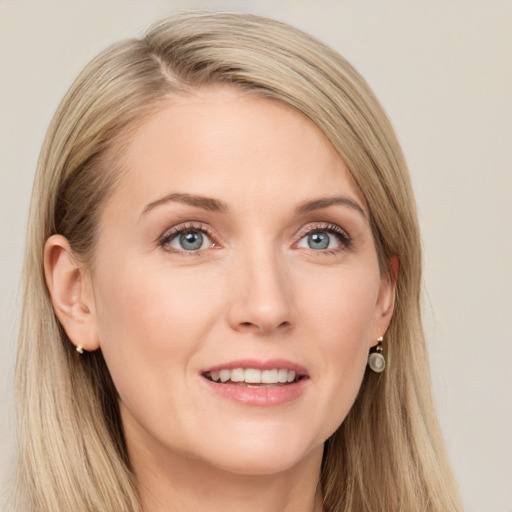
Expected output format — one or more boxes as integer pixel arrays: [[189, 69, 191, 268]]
[[45, 87, 396, 512]]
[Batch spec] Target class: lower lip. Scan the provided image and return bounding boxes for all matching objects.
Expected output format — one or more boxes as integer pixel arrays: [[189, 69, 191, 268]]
[[202, 377, 308, 407]]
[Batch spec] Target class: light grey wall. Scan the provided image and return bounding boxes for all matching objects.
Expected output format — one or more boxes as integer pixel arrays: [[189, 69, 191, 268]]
[[1, 1, 511, 511]]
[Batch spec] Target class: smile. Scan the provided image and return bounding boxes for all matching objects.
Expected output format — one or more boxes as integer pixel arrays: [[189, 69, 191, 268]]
[[201, 360, 309, 406], [204, 368, 300, 386]]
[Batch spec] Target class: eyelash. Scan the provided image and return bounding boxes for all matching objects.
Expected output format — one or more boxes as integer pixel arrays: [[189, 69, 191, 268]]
[[159, 222, 217, 255], [158, 222, 352, 255], [295, 223, 352, 254]]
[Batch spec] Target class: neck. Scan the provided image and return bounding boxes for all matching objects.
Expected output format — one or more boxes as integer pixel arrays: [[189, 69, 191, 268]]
[[130, 439, 324, 512]]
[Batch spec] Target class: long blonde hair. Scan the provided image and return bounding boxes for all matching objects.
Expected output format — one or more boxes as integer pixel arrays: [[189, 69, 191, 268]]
[[15, 12, 462, 511]]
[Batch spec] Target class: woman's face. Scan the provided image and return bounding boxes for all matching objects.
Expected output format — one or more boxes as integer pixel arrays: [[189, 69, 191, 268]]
[[85, 87, 395, 476]]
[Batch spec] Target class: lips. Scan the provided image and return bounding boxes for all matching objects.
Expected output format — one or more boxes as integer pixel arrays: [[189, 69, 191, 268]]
[[205, 368, 299, 385], [201, 360, 309, 406]]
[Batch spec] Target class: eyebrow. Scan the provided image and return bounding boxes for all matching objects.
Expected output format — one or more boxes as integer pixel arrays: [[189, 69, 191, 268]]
[[141, 192, 366, 219], [142, 193, 229, 216], [295, 196, 366, 218]]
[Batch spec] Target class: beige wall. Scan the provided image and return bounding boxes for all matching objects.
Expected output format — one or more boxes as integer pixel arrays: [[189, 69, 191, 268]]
[[1, 1, 510, 510]]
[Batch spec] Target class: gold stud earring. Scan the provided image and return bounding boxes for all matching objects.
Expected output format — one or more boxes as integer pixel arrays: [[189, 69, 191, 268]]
[[368, 336, 386, 373]]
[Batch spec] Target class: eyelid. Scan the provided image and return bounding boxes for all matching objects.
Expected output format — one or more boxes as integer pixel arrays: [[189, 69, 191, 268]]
[[157, 221, 351, 255], [158, 222, 219, 253], [294, 222, 352, 250]]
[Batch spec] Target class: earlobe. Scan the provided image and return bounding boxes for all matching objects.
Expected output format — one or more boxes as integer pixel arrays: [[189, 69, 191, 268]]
[[44, 235, 100, 352]]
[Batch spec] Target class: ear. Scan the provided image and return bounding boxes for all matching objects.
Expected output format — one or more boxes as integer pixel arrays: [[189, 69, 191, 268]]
[[44, 234, 100, 352], [371, 255, 399, 347]]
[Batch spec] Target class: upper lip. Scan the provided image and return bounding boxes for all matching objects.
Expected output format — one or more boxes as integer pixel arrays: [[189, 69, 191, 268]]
[[202, 359, 309, 377]]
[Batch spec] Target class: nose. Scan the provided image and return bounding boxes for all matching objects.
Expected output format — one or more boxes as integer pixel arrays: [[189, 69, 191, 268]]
[[227, 247, 295, 335]]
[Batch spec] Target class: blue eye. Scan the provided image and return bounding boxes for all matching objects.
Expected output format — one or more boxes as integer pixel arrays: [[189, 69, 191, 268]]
[[178, 231, 205, 250], [297, 226, 349, 252], [161, 227, 213, 252], [306, 232, 330, 250]]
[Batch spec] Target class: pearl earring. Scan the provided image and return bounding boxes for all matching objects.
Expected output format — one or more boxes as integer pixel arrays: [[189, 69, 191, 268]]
[[75, 345, 84, 355], [368, 336, 386, 373]]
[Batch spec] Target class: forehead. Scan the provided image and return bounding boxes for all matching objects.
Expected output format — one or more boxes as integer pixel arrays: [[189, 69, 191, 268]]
[[107, 86, 364, 218]]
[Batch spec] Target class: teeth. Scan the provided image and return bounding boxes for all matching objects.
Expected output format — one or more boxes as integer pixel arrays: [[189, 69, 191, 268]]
[[219, 369, 230, 383], [261, 369, 278, 384], [277, 369, 288, 383], [207, 368, 299, 384], [230, 368, 244, 382], [245, 368, 261, 383]]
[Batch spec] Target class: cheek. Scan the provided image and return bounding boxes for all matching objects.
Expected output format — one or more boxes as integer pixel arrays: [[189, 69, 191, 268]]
[[297, 266, 379, 432], [94, 255, 221, 338], [91, 258, 223, 409], [299, 263, 380, 346]]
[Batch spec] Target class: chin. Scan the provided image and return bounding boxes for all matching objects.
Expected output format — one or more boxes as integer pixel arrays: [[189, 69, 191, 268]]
[[187, 429, 325, 477], [204, 450, 319, 477]]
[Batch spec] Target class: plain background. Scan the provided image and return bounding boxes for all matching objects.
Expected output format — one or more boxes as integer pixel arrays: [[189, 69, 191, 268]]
[[1, 1, 511, 511]]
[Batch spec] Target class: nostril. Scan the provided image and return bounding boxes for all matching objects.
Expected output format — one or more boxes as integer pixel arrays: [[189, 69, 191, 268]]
[[236, 319, 291, 334]]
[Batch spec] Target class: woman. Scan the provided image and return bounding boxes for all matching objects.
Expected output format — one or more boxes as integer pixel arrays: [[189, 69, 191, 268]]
[[15, 12, 463, 512]]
